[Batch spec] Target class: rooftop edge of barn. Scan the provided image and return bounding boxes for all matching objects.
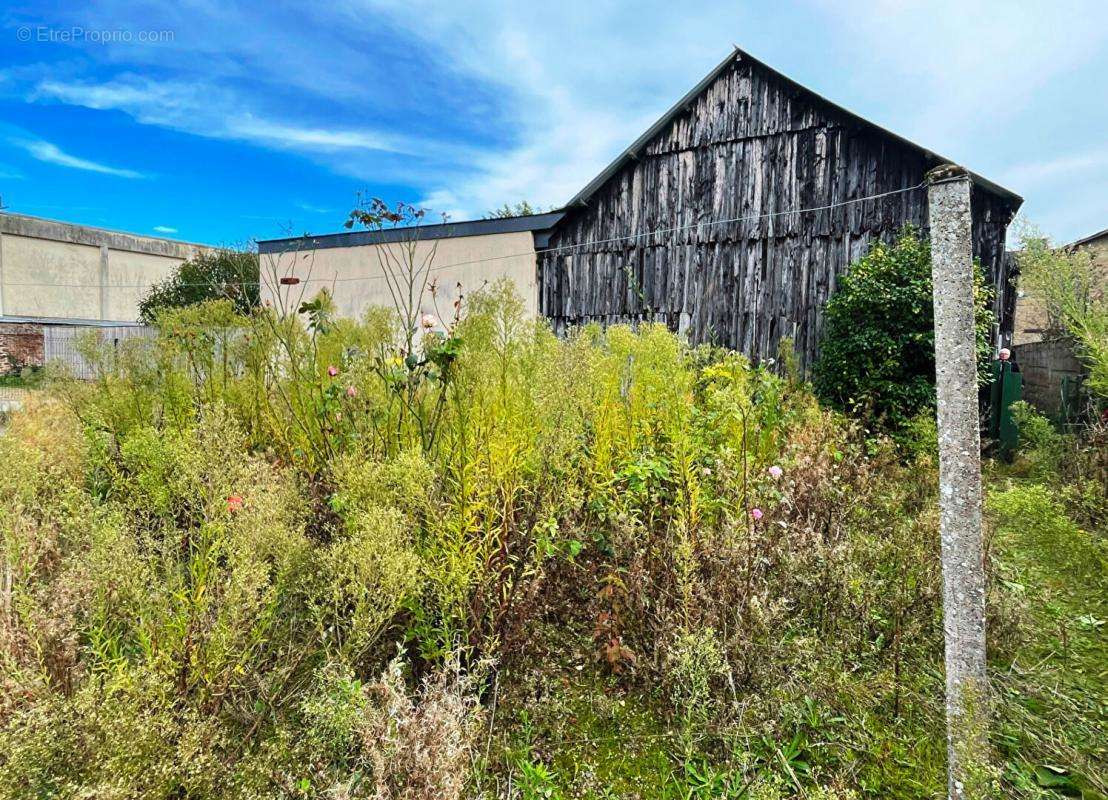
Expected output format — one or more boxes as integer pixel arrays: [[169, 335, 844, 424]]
[[539, 47, 1023, 370]]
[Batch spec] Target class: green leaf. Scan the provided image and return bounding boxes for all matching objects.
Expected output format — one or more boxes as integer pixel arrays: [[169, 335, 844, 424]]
[[1034, 764, 1077, 790]]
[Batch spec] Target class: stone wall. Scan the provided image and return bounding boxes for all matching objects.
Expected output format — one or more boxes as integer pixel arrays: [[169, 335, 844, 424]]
[[1012, 338, 1086, 417], [1011, 288, 1049, 346], [1013, 232, 1108, 345]]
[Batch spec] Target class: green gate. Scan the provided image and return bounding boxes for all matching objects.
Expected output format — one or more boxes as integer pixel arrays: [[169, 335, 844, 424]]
[[987, 360, 1022, 459]]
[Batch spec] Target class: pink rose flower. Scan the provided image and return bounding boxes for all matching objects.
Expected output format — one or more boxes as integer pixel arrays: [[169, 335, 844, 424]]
[[751, 507, 764, 521], [768, 465, 783, 479], [327, 365, 339, 377], [421, 313, 437, 329], [346, 385, 357, 398]]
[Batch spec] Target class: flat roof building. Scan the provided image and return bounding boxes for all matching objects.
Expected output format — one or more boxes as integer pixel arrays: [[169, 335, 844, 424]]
[[0, 213, 213, 375], [0, 212, 212, 325], [258, 213, 564, 322]]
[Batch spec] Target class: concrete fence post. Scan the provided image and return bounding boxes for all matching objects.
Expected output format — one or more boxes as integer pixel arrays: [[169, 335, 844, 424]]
[[927, 164, 989, 800]]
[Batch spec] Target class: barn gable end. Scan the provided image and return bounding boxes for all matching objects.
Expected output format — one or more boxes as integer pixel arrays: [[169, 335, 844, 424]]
[[539, 49, 1021, 368]]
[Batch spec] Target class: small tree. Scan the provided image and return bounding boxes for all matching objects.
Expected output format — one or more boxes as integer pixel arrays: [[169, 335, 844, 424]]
[[1017, 229, 1108, 398], [484, 201, 546, 219], [814, 228, 994, 431], [139, 249, 260, 323]]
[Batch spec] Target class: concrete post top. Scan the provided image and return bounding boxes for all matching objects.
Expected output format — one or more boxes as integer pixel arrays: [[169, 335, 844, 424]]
[[926, 163, 970, 184]]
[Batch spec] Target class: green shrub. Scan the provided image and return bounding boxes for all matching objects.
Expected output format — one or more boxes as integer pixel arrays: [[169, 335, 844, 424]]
[[814, 228, 994, 431], [139, 248, 259, 323], [1008, 400, 1065, 479], [313, 506, 421, 661], [662, 627, 728, 723]]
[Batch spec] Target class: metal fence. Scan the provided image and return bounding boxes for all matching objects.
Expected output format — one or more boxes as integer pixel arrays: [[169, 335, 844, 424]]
[[0, 386, 28, 411], [0, 324, 157, 412], [43, 324, 156, 379]]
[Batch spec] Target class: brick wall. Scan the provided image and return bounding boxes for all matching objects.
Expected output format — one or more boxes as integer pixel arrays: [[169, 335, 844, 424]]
[[0, 322, 44, 374]]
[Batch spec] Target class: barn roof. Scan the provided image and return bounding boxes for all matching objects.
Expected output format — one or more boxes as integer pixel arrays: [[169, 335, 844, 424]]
[[566, 47, 1023, 211], [1070, 227, 1108, 248]]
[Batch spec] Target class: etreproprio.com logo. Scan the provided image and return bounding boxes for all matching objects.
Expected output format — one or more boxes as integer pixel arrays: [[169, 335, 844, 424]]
[[16, 25, 175, 44]]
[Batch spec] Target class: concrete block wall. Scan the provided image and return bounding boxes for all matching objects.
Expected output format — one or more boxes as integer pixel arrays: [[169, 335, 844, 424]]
[[260, 231, 542, 322], [1012, 338, 1086, 417], [0, 213, 214, 323]]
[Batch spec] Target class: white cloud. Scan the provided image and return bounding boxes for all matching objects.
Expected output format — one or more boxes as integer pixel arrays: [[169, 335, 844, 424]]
[[16, 2, 750, 217], [1004, 146, 1108, 244], [805, 0, 1108, 157], [9, 0, 1107, 239], [153, 225, 178, 234], [1000, 146, 1108, 187], [355, 0, 1108, 223], [11, 137, 144, 178], [231, 118, 405, 154], [296, 202, 336, 215], [33, 76, 415, 155], [345, 1, 748, 217]]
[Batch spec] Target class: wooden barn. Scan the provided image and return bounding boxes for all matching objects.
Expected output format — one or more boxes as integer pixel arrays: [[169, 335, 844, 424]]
[[538, 48, 1023, 368]]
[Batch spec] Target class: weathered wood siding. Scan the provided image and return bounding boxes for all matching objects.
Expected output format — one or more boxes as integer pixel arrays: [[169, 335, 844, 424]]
[[538, 54, 1017, 369]]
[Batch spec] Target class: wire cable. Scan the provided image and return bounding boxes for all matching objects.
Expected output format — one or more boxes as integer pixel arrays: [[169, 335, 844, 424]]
[[0, 182, 925, 291]]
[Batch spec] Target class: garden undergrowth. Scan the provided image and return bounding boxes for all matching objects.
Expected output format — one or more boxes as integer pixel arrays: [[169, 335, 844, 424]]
[[0, 282, 1104, 799]]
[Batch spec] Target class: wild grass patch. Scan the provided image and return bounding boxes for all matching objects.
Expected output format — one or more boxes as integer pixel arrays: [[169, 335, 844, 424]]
[[0, 284, 1102, 798]]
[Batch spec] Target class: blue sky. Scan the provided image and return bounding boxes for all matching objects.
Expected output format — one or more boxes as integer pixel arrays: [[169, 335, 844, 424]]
[[1, 1, 1105, 246]]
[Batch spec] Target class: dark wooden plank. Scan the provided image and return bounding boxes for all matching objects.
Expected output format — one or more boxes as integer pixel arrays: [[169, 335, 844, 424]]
[[538, 56, 1017, 370]]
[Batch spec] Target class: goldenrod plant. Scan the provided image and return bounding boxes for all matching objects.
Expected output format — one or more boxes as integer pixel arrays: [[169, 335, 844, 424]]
[[0, 282, 1103, 798]]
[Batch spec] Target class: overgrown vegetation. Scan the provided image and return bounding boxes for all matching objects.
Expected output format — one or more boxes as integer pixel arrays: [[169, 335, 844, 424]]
[[814, 229, 994, 432], [139, 248, 260, 323], [0, 367, 45, 390], [1017, 229, 1108, 398], [2, 263, 1104, 795], [987, 402, 1108, 799], [484, 201, 549, 219]]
